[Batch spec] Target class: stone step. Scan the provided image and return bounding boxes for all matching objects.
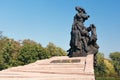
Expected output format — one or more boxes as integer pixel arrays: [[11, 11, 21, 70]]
[[0, 55, 95, 80], [17, 64, 85, 68], [0, 72, 94, 80], [0, 77, 94, 80]]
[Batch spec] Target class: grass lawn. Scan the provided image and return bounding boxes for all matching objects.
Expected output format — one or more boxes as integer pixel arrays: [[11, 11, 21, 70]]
[[96, 77, 120, 80]]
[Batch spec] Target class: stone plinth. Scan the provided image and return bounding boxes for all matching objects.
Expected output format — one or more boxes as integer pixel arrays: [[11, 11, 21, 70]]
[[0, 54, 95, 80]]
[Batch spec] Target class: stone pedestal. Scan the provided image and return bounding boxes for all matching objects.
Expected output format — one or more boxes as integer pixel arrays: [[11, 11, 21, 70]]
[[0, 55, 95, 80]]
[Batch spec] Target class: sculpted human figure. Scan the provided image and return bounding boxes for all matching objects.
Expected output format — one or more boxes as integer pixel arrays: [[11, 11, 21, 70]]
[[74, 7, 90, 53], [70, 26, 82, 51], [68, 6, 99, 58], [87, 24, 99, 66], [68, 25, 82, 57], [72, 6, 89, 31], [87, 24, 99, 53], [68, 6, 90, 57]]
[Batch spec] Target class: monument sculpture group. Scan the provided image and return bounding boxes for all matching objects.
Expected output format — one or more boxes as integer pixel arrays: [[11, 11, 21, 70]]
[[67, 6, 99, 64]]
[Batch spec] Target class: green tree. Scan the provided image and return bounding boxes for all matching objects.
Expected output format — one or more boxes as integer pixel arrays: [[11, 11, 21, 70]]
[[18, 39, 50, 65], [0, 33, 10, 70], [0, 32, 9, 50], [56, 47, 67, 56], [2, 39, 21, 66], [46, 42, 66, 57], [0, 52, 7, 70], [38, 47, 50, 59], [104, 59, 116, 77], [95, 52, 107, 76], [0, 37, 21, 70], [18, 39, 40, 65], [0, 33, 67, 70], [109, 52, 120, 76]]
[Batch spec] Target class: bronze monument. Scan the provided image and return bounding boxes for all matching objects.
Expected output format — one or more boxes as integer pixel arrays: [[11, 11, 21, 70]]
[[67, 6, 99, 64]]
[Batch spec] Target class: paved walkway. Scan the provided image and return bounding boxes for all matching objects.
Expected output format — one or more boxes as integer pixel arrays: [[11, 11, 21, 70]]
[[0, 54, 95, 80]]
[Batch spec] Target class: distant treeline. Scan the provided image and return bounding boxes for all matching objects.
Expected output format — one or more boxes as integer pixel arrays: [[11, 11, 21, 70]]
[[0, 33, 66, 70], [95, 52, 120, 79]]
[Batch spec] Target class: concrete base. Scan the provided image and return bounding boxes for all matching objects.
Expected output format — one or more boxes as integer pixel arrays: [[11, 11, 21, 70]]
[[0, 54, 95, 80]]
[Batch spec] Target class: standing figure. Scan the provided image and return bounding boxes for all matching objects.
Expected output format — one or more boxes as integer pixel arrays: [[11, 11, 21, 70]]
[[68, 6, 90, 57], [68, 6, 99, 58], [87, 24, 99, 66]]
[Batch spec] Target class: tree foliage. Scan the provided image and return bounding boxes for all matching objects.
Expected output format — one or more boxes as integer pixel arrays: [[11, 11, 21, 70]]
[[0, 33, 67, 70], [95, 52, 107, 76], [95, 52, 119, 78], [0, 36, 21, 69], [104, 59, 116, 76], [109, 52, 120, 76], [18, 39, 40, 65], [46, 42, 66, 57]]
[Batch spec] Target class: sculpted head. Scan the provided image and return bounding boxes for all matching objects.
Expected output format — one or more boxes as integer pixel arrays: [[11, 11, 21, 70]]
[[75, 6, 86, 14]]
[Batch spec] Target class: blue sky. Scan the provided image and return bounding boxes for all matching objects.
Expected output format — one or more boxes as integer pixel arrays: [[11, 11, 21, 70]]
[[0, 0, 120, 58]]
